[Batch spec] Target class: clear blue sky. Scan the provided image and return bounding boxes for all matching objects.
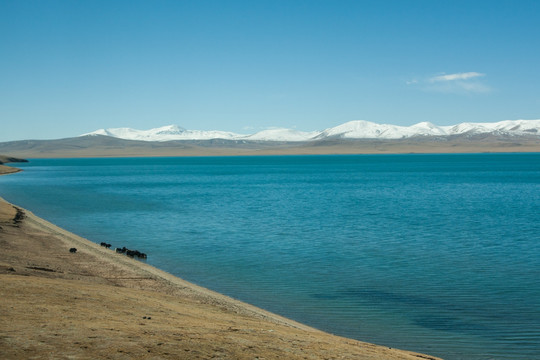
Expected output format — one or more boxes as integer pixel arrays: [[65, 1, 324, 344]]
[[1, 0, 539, 141]]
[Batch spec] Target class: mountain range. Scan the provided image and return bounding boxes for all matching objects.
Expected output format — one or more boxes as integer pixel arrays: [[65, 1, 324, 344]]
[[2, 119, 540, 159], [83, 119, 540, 142]]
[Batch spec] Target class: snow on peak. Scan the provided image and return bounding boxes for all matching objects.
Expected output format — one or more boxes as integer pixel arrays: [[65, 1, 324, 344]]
[[317, 119, 540, 139], [81, 119, 540, 142], [442, 119, 540, 136], [82, 125, 243, 141], [409, 122, 447, 136], [243, 128, 320, 141], [153, 124, 186, 134], [315, 120, 447, 139]]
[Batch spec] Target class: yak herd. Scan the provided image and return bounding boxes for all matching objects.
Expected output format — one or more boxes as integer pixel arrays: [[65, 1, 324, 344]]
[[100, 242, 147, 259], [69, 242, 147, 260], [114, 246, 147, 259]]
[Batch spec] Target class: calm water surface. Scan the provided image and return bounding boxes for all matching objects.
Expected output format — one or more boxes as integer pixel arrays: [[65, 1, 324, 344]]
[[1, 154, 539, 360]]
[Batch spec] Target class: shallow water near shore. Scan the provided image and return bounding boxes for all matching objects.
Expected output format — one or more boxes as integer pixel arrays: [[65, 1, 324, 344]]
[[1, 153, 539, 360]]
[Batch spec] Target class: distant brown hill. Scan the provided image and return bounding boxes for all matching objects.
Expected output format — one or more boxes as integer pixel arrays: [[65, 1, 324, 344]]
[[0, 133, 539, 159], [0, 155, 28, 164], [0, 155, 27, 175]]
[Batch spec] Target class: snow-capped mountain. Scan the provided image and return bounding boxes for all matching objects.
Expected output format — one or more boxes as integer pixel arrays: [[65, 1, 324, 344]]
[[82, 125, 316, 142], [242, 128, 320, 141], [444, 119, 540, 136], [317, 119, 540, 139], [85, 124, 243, 141], [314, 120, 448, 139], [82, 119, 540, 142]]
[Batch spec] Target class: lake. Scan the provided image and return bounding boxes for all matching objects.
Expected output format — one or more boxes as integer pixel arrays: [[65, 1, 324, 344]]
[[1, 153, 539, 359]]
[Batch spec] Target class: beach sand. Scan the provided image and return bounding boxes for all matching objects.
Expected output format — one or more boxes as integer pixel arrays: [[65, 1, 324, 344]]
[[0, 164, 22, 175], [0, 165, 441, 359]]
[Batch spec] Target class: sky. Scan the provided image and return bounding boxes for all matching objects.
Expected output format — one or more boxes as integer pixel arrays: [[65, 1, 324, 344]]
[[1, 0, 540, 141]]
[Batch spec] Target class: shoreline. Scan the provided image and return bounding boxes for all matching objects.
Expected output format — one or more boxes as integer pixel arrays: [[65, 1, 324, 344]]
[[16, 197, 314, 331], [0, 166, 441, 359], [0, 164, 23, 175]]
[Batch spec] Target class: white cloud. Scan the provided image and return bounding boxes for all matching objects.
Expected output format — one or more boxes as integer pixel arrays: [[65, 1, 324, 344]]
[[406, 71, 491, 94], [429, 72, 485, 82]]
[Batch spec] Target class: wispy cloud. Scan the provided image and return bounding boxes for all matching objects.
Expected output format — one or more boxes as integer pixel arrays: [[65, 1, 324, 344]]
[[429, 72, 485, 82], [407, 71, 491, 94]]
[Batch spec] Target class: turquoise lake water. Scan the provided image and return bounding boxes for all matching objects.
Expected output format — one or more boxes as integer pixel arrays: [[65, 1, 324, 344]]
[[1, 154, 539, 359]]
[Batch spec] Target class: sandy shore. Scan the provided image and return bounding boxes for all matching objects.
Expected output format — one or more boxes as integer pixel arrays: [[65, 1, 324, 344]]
[[0, 165, 441, 359], [0, 164, 22, 175]]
